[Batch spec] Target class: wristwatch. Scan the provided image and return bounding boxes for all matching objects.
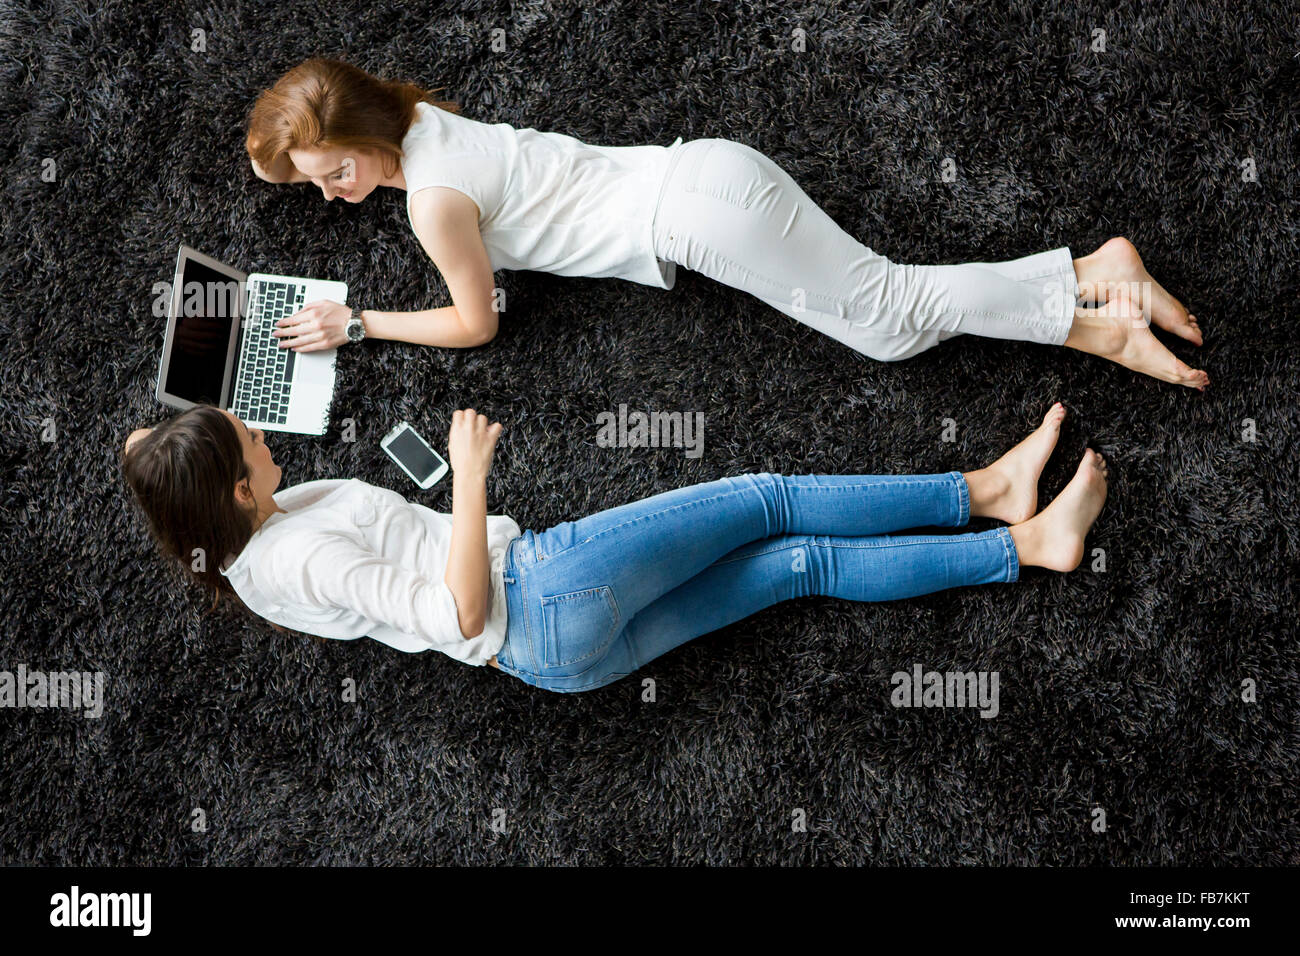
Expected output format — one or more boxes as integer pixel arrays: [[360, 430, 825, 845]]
[[345, 305, 367, 344]]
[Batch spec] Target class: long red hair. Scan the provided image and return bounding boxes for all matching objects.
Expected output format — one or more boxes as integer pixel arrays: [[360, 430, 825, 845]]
[[245, 57, 460, 178]]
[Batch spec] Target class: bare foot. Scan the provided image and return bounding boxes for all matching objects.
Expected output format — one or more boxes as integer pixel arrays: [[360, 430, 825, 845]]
[[1074, 237, 1203, 345], [1009, 450, 1110, 572], [1064, 281, 1210, 390], [967, 403, 1067, 523]]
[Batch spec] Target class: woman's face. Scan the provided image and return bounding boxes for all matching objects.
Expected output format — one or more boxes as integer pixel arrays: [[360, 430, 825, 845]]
[[288, 145, 384, 203], [220, 410, 283, 509]]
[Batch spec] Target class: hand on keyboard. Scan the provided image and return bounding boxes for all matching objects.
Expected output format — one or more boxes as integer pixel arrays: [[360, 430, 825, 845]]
[[274, 299, 351, 352]]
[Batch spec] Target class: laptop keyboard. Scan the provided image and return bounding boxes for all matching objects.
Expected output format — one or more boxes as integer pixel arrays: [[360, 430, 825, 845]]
[[231, 280, 306, 425]]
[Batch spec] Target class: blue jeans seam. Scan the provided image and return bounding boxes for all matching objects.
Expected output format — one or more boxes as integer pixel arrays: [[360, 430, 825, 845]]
[[549, 474, 964, 566], [711, 537, 818, 566], [575, 475, 964, 552], [544, 481, 761, 557], [554, 671, 627, 692], [708, 533, 996, 568], [518, 565, 541, 677], [497, 553, 535, 680], [718, 534, 1011, 555]]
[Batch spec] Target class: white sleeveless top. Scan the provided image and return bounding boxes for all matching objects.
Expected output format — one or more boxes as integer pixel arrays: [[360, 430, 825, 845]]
[[400, 101, 683, 289]]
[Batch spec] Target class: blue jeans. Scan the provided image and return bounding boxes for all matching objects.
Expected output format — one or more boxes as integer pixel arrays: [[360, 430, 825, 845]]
[[651, 138, 1080, 361], [494, 472, 1019, 693]]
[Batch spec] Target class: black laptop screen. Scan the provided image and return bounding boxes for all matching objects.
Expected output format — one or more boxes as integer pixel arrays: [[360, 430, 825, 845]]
[[163, 259, 242, 405]]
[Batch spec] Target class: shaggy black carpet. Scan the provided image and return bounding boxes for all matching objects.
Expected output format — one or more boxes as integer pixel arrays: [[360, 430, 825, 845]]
[[1, 0, 1296, 866]]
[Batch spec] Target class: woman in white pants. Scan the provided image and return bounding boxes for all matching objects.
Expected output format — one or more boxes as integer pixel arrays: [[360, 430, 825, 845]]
[[248, 58, 1207, 389]]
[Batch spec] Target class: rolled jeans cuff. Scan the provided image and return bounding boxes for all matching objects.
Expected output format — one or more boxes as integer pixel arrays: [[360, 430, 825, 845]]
[[994, 526, 1021, 582], [951, 470, 970, 527]]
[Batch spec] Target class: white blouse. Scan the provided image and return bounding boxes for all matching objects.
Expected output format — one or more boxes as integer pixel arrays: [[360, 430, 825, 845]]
[[220, 478, 521, 665], [400, 100, 683, 289]]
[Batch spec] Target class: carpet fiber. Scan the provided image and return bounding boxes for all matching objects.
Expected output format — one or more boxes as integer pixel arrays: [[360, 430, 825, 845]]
[[1, 0, 1296, 864]]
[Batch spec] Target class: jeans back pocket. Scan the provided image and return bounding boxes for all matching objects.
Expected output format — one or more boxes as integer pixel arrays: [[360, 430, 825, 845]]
[[540, 585, 621, 670]]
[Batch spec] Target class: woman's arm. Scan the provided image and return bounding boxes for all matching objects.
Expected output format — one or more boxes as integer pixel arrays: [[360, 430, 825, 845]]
[[375, 188, 499, 347], [361, 303, 496, 349], [443, 408, 504, 638], [272, 188, 501, 351]]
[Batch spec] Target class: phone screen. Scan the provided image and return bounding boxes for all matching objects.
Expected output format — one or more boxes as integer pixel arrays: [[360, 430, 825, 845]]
[[387, 427, 441, 482]]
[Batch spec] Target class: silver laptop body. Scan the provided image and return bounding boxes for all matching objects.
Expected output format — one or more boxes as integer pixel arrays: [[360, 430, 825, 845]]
[[155, 244, 347, 435]]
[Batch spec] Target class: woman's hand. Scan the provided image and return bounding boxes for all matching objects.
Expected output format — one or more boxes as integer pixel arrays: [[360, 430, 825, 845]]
[[447, 409, 503, 481], [274, 301, 351, 351]]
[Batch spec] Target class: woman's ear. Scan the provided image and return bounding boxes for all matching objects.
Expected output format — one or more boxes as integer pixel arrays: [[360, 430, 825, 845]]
[[233, 476, 256, 511]]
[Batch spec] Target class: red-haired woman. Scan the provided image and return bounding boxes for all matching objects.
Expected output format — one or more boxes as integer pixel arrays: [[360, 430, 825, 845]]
[[246, 57, 1206, 388]]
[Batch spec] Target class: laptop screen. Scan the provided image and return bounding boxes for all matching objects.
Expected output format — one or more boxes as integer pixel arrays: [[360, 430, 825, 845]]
[[162, 257, 243, 405]]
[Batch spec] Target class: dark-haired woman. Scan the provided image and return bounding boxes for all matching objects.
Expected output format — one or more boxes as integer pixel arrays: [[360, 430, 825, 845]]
[[122, 403, 1108, 692], [246, 57, 1206, 389]]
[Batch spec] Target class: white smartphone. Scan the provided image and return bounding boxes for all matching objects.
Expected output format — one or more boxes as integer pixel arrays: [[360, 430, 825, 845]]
[[380, 421, 449, 489]]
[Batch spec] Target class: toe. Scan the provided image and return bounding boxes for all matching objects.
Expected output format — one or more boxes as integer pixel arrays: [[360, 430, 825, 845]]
[[1158, 307, 1204, 345], [1169, 354, 1210, 388], [1132, 329, 1207, 388]]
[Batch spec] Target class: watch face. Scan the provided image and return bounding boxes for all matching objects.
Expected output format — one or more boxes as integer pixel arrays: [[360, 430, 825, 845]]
[[347, 320, 364, 341]]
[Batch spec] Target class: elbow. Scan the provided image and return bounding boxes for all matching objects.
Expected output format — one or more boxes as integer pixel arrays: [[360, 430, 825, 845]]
[[464, 315, 498, 347], [459, 616, 486, 640]]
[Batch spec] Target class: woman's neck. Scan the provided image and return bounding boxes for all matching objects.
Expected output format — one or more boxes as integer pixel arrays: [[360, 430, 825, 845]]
[[249, 498, 287, 533], [379, 167, 407, 192]]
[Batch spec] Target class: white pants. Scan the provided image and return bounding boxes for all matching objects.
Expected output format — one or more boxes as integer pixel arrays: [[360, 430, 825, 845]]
[[651, 138, 1079, 361]]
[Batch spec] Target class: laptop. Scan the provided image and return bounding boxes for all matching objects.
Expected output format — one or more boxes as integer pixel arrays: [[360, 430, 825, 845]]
[[155, 244, 348, 435]]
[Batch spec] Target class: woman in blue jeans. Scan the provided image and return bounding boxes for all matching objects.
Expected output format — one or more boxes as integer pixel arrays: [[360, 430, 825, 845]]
[[121, 403, 1108, 693], [247, 58, 1207, 389]]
